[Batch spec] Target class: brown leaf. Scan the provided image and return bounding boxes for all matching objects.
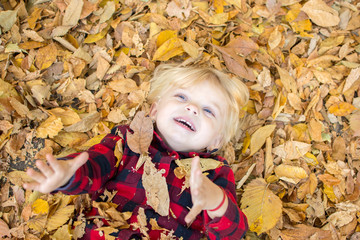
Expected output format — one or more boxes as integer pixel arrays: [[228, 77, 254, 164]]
[[0, 219, 10, 238], [127, 111, 153, 154], [142, 156, 169, 216]]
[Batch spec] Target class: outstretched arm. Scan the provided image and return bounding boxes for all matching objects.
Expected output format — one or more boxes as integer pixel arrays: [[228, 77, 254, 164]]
[[23, 152, 89, 194]]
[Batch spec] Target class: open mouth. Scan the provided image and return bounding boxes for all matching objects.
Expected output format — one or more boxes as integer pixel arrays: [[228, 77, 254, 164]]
[[174, 118, 196, 132]]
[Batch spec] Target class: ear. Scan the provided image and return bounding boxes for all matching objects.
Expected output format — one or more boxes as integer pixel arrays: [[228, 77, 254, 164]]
[[149, 102, 158, 121]]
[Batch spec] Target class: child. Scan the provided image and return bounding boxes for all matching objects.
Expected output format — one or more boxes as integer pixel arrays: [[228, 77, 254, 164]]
[[24, 64, 249, 239]]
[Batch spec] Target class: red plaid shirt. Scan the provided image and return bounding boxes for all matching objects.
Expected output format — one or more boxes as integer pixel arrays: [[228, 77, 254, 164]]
[[58, 125, 248, 239]]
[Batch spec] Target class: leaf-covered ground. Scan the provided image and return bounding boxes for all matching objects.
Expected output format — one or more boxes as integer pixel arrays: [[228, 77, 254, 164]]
[[1, 0, 360, 239]]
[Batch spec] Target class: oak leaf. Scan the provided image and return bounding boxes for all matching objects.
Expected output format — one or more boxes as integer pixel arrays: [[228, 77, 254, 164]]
[[127, 111, 153, 154], [241, 178, 282, 234]]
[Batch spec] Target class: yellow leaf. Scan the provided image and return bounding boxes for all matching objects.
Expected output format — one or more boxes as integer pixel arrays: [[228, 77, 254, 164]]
[[48, 108, 81, 126], [18, 41, 46, 50], [250, 125, 276, 156], [180, 40, 200, 59], [153, 37, 184, 61], [290, 19, 313, 37], [36, 115, 64, 138], [47, 205, 75, 231], [242, 131, 251, 154], [156, 30, 177, 47], [328, 102, 356, 116], [209, 13, 228, 25], [52, 225, 72, 240], [274, 164, 308, 184], [32, 199, 49, 215], [35, 43, 58, 70], [241, 178, 282, 234], [27, 215, 47, 232], [79, 134, 106, 149], [323, 184, 337, 202], [83, 24, 110, 43], [304, 152, 318, 166], [213, 0, 224, 13], [28, 7, 42, 29]]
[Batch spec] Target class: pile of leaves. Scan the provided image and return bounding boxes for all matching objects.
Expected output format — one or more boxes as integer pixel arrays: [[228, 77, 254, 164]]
[[0, 0, 360, 239]]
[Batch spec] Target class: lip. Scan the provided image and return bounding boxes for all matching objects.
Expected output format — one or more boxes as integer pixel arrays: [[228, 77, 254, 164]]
[[173, 117, 197, 132]]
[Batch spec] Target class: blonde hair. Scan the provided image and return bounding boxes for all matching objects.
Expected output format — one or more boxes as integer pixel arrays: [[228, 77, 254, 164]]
[[148, 64, 249, 146]]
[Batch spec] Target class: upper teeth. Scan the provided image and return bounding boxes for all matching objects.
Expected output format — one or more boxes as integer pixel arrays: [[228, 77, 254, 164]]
[[177, 119, 194, 131]]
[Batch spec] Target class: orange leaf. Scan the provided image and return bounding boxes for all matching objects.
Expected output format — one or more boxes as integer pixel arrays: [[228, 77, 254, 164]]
[[328, 102, 356, 116]]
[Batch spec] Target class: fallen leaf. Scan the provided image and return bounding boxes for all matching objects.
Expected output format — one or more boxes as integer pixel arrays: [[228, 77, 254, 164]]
[[153, 37, 184, 61], [250, 125, 276, 156], [36, 115, 64, 138], [127, 111, 153, 154], [274, 164, 308, 184], [64, 112, 101, 132], [328, 102, 356, 116], [142, 158, 169, 216], [241, 178, 282, 234], [32, 199, 50, 215], [35, 43, 58, 70], [301, 0, 340, 27], [62, 0, 84, 27], [0, 10, 18, 32]]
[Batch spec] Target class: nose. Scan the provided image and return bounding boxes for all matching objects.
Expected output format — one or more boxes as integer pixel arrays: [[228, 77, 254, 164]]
[[185, 105, 198, 116]]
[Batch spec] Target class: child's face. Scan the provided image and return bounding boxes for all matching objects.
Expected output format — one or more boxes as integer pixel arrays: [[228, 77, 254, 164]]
[[150, 80, 228, 152]]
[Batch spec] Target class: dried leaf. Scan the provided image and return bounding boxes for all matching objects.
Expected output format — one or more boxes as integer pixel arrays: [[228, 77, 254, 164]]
[[142, 156, 169, 216], [328, 102, 356, 116], [127, 111, 153, 154], [0, 219, 10, 238], [297, 173, 318, 199], [36, 115, 63, 138], [153, 37, 184, 61], [0, 10, 18, 32], [35, 43, 58, 70], [241, 178, 282, 234], [250, 125, 276, 156], [63, 0, 84, 26], [276, 65, 297, 93], [274, 164, 308, 184], [48, 108, 81, 126], [64, 112, 101, 132], [47, 205, 75, 231], [301, 0, 340, 27]]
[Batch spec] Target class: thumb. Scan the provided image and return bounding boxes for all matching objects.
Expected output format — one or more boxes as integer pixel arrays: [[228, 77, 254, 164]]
[[70, 152, 89, 171], [185, 204, 203, 226]]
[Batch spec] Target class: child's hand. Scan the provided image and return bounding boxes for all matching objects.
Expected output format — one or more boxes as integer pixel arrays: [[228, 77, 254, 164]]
[[184, 156, 228, 225], [23, 152, 89, 194]]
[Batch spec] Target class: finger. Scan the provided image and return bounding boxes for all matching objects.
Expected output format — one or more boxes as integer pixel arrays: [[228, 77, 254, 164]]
[[26, 168, 46, 183], [70, 152, 89, 171], [36, 160, 54, 178], [185, 204, 203, 225], [23, 181, 40, 191], [46, 154, 60, 169]]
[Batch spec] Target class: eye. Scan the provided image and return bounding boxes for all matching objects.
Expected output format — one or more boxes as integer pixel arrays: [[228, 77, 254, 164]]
[[203, 108, 215, 117], [175, 94, 187, 101]]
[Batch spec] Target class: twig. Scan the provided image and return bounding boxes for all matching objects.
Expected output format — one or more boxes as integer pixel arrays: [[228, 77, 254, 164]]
[[237, 163, 256, 189]]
